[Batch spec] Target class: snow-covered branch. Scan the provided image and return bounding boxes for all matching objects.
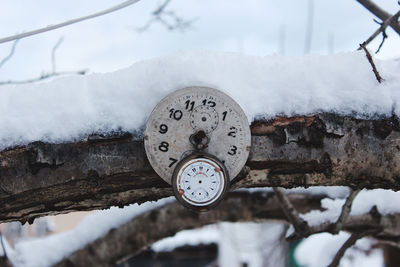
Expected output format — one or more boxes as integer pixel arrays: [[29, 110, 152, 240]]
[[46, 192, 400, 266], [1, 113, 400, 224]]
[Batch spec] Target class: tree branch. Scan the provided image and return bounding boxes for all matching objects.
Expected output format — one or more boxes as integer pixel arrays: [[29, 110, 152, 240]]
[[51, 37, 64, 74], [0, 70, 87, 86], [137, 0, 195, 32], [273, 187, 310, 236], [0, 40, 19, 68], [1, 114, 400, 223], [0, 0, 141, 44], [332, 189, 361, 234], [327, 230, 376, 267], [356, 0, 400, 35], [53, 192, 396, 266], [359, 43, 383, 83], [0, 37, 87, 86], [359, 10, 400, 52]]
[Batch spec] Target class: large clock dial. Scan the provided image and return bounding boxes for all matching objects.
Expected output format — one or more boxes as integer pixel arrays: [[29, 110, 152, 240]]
[[144, 86, 251, 184]]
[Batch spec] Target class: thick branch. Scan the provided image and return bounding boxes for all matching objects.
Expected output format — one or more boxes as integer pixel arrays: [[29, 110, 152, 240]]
[[1, 113, 400, 223]]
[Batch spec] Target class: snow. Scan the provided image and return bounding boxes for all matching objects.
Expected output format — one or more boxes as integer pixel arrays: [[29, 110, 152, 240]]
[[296, 232, 384, 267], [9, 197, 174, 267], [151, 224, 219, 252], [300, 189, 400, 227], [1, 50, 400, 149], [218, 222, 287, 267]]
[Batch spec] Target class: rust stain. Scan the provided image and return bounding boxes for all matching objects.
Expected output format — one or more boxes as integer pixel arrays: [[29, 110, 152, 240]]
[[251, 115, 317, 135]]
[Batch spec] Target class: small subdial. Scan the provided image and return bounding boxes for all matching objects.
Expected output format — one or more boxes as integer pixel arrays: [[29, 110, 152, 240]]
[[190, 105, 219, 133]]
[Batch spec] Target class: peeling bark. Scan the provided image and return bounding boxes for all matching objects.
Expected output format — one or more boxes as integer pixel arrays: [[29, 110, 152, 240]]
[[1, 113, 400, 223]]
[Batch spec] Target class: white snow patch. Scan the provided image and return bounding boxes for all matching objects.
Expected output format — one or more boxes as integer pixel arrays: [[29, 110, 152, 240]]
[[1, 50, 400, 149], [152, 224, 219, 252], [300, 189, 400, 227], [296, 232, 383, 267], [9, 197, 175, 267]]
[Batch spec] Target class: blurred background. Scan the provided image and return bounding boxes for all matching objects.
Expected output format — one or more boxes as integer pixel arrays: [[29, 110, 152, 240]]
[[0, 0, 399, 82]]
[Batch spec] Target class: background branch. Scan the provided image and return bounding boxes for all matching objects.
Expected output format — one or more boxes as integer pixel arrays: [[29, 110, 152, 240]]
[[0, 0, 141, 44], [327, 231, 376, 267], [137, 0, 195, 32], [0, 70, 87, 86], [332, 189, 361, 234], [0, 40, 19, 68], [54, 192, 397, 266], [356, 0, 400, 35], [0, 37, 87, 85], [359, 10, 400, 52], [273, 187, 310, 236], [51, 37, 64, 74]]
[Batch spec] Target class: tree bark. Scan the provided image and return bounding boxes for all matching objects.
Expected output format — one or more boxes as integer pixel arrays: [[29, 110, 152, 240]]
[[1, 113, 400, 223]]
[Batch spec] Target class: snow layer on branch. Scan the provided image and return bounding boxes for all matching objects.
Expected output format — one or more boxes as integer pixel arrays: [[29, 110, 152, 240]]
[[152, 224, 219, 252], [1, 51, 400, 149], [9, 197, 174, 267], [301, 189, 400, 227], [296, 232, 383, 267]]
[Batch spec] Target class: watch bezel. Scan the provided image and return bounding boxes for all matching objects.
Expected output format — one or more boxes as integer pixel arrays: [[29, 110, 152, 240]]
[[171, 152, 230, 212]]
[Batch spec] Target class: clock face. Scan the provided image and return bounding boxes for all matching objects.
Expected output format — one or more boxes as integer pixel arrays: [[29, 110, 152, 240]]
[[144, 86, 251, 184], [172, 155, 228, 208]]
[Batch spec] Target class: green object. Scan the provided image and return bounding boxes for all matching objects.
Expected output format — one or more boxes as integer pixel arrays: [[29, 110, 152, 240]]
[[288, 239, 304, 267]]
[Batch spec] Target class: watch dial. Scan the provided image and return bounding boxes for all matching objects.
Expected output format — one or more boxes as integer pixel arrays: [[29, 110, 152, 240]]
[[173, 156, 228, 208], [144, 86, 251, 184]]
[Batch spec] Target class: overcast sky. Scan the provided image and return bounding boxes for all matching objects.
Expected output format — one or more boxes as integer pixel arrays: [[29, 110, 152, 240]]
[[0, 0, 399, 81]]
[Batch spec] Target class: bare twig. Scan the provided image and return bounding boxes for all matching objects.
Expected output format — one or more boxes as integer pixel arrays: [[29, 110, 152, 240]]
[[51, 37, 64, 74], [358, 10, 400, 52], [137, 0, 195, 32], [0, 40, 19, 68], [359, 43, 383, 83], [153, 0, 172, 15], [273, 187, 311, 236], [0, 0, 141, 44], [0, 70, 87, 86], [356, 0, 400, 36], [332, 189, 361, 234], [375, 30, 388, 54], [0, 37, 87, 86]]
